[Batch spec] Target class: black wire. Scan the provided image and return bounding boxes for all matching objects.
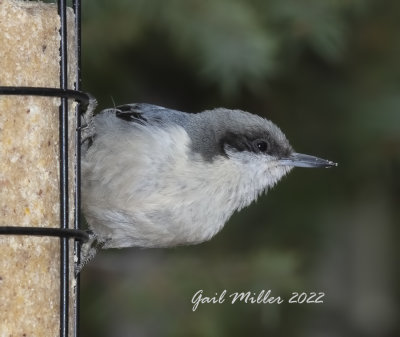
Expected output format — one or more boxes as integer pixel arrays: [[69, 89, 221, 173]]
[[73, 0, 83, 336], [58, 0, 70, 335], [0, 227, 89, 242], [0, 0, 87, 335], [0, 86, 90, 112]]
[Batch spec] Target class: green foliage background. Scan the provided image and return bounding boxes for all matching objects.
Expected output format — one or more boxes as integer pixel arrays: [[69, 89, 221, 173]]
[[80, 0, 400, 336]]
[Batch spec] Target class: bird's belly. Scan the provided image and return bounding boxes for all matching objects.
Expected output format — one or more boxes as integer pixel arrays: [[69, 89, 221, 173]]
[[83, 188, 235, 249]]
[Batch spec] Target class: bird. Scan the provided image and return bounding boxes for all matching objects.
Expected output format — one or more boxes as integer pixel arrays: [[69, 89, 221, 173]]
[[80, 103, 336, 268]]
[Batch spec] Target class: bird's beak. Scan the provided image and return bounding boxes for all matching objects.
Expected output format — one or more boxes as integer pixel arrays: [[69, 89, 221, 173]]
[[279, 152, 338, 168]]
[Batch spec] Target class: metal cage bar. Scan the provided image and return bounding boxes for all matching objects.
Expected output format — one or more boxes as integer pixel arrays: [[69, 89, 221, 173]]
[[0, 226, 89, 241], [73, 0, 83, 335], [0, 0, 87, 335], [58, 1, 70, 335]]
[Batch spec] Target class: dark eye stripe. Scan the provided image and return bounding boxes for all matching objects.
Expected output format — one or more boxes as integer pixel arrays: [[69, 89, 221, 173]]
[[220, 132, 291, 158], [255, 140, 268, 152]]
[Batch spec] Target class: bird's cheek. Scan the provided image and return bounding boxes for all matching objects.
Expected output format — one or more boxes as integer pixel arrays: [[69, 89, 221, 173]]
[[267, 165, 292, 181]]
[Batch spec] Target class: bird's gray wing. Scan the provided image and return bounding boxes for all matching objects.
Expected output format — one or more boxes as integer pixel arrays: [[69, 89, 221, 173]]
[[114, 103, 188, 126]]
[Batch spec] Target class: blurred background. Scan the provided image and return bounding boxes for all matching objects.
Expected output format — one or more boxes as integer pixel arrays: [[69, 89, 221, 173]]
[[79, 0, 400, 336]]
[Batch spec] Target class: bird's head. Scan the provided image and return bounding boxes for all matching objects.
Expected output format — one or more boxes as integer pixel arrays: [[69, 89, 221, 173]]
[[188, 108, 337, 192]]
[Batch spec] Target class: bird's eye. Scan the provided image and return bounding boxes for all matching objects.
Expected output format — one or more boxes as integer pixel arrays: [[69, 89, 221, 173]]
[[255, 140, 269, 153]]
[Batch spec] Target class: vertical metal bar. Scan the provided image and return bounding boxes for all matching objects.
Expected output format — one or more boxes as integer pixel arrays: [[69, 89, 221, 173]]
[[73, 0, 82, 336], [58, 0, 69, 336]]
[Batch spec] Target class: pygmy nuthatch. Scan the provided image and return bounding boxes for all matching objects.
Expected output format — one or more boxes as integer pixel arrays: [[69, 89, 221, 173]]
[[80, 103, 337, 267]]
